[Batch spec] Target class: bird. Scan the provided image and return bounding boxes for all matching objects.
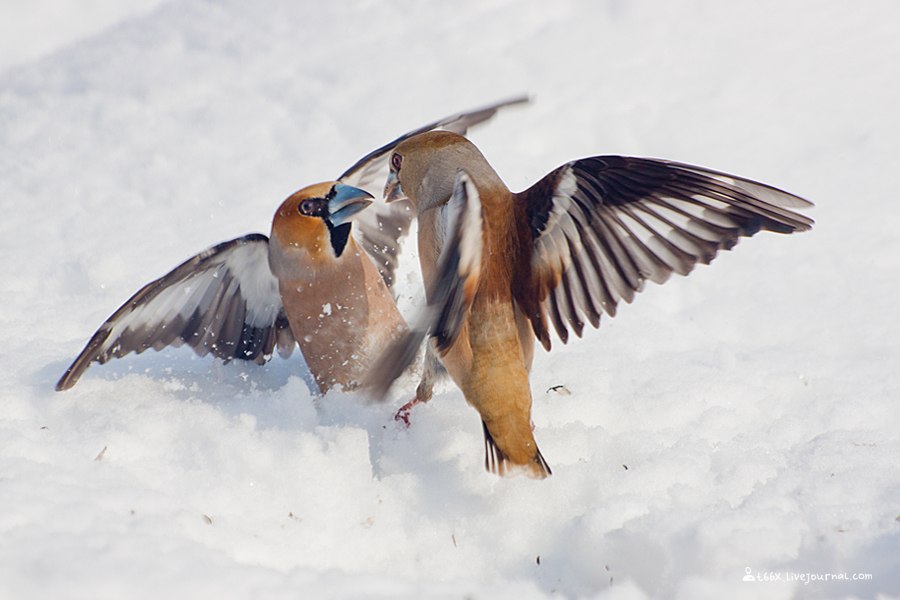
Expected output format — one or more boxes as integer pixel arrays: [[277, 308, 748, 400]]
[[367, 130, 814, 478], [55, 97, 528, 392]]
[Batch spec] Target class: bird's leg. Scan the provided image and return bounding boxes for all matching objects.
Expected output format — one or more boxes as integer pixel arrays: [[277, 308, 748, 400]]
[[393, 371, 436, 426], [393, 396, 425, 427], [394, 345, 441, 426]]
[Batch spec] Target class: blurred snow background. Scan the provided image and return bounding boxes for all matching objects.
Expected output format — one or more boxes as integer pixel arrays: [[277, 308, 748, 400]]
[[1, 1, 898, 599], [0, 0, 168, 71]]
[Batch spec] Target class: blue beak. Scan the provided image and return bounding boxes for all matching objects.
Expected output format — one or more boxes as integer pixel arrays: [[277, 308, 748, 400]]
[[327, 183, 374, 227]]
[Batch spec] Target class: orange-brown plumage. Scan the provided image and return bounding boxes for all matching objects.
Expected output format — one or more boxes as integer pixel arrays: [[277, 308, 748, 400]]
[[268, 183, 407, 392], [55, 98, 527, 393], [270, 183, 336, 266], [370, 130, 813, 478], [383, 132, 551, 477], [56, 181, 398, 395]]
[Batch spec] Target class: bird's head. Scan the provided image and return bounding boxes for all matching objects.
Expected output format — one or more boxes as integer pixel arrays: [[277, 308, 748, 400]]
[[384, 131, 492, 212], [271, 182, 373, 263]]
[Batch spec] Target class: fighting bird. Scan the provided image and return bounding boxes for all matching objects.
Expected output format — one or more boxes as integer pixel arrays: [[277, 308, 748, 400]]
[[368, 130, 814, 478], [55, 97, 528, 392]]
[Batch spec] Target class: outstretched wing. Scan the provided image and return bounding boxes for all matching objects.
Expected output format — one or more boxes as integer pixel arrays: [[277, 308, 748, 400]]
[[364, 171, 483, 399], [56, 234, 295, 390], [514, 156, 814, 350], [340, 95, 527, 288], [337, 95, 529, 192]]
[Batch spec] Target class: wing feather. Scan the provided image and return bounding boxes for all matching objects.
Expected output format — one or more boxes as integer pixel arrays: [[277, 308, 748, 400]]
[[56, 234, 294, 390], [516, 156, 813, 349], [364, 171, 484, 399], [340, 96, 528, 289]]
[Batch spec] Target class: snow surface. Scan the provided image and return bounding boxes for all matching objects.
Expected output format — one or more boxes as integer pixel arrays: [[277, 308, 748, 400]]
[[2, 1, 899, 599]]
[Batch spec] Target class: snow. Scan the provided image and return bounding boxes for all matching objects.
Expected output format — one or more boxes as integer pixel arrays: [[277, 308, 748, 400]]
[[1, 1, 899, 599]]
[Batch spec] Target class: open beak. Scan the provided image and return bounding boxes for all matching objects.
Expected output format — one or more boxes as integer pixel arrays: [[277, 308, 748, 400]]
[[327, 183, 374, 227], [383, 171, 407, 203]]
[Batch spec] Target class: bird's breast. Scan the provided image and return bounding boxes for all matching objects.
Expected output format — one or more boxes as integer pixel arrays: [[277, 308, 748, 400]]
[[272, 239, 407, 391]]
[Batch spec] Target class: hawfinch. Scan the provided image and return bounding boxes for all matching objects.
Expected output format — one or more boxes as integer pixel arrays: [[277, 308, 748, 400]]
[[55, 97, 527, 393], [369, 131, 813, 478]]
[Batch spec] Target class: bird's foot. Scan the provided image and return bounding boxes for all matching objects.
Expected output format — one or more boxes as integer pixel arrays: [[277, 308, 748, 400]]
[[394, 379, 434, 427], [394, 397, 422, 427]]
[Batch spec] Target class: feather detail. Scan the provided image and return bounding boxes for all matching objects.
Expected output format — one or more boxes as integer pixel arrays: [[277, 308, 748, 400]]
[[341, 96, 528, 288], [515, 156, 813, 346], [57, 235, 292, 391]]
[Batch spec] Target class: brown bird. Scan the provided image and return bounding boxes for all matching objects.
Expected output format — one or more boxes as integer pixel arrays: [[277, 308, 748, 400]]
[[55, 97, 528, 392], [368, 130, 814, 478]]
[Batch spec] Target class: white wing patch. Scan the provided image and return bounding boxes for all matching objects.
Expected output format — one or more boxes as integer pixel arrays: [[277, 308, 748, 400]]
[[519, 156, 813, 350], [223, 243, 282, 327], [426, 170, 484, 353], [446, 171, 483, 283], [362, 170, 486, 399], [338, 96, 528, 289], [57, 235, 294, 391]]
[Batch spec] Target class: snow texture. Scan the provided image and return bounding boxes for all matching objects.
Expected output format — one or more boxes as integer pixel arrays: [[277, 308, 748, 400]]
[[2, 1, 899, 599]]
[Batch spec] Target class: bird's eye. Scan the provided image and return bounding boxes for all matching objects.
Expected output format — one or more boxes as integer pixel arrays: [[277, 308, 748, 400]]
[[390, 153, 402, 171], [299, 198, 325, 216]]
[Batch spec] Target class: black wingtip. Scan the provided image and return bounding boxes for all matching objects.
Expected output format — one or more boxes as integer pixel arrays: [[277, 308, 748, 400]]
[[54, 324, 115, 391], [484, 93, 531, 111], [55, 372, 74, 392], [449, 94, 532, 127]]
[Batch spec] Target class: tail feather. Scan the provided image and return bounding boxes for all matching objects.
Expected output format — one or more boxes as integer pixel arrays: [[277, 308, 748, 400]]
[[481, 421, 551, 479], [534, 445, 552, 478]]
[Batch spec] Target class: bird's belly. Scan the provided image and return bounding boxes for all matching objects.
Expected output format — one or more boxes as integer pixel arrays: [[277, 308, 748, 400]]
[[280, 265, 407, 393], [442, 299, 533, 419]]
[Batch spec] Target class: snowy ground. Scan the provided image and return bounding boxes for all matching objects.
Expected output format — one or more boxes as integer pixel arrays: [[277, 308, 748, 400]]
[[1, 1, 899, 599]]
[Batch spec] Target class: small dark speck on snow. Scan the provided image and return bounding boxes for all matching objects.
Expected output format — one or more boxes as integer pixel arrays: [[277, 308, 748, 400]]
[[547, 385, 571, 396]]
